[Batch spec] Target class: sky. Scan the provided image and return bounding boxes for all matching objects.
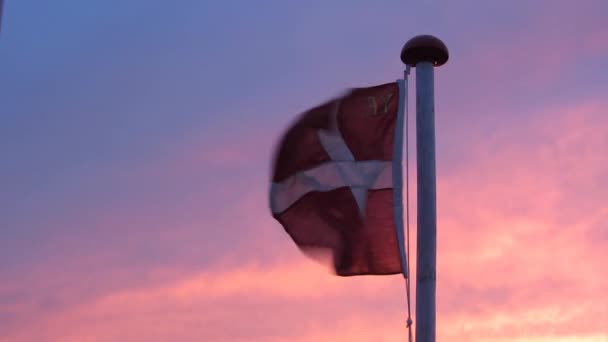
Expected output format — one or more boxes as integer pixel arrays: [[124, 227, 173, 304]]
[[0, 1, 607, 341]]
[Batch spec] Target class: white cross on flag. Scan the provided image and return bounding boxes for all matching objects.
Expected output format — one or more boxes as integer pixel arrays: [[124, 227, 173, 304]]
[[269, 81, 407, 276]]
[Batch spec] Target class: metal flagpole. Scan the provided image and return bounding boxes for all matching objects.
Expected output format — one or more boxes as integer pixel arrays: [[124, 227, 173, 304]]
[[400, 35, 449, 342]]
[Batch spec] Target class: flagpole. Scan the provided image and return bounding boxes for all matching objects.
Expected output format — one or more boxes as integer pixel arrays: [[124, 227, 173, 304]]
[[401, 35, 448, 342]]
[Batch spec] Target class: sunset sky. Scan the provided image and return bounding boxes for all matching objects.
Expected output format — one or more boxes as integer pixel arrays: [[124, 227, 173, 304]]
[[1, 1, 607, 341]]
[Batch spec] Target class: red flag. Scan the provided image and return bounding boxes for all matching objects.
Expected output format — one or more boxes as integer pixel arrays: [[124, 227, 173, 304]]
[[270, 81, 406, 276]]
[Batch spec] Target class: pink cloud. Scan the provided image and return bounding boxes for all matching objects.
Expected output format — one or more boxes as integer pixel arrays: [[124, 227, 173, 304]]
[[2, 99, 607, 341], [432, 99, 608, 338]]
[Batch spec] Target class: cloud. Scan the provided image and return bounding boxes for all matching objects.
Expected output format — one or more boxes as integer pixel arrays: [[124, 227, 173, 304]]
[[0, 259, 408, 341], [2, 99, 607, 341], [432, 99, 608, 339], [1, 252, 604, 341]]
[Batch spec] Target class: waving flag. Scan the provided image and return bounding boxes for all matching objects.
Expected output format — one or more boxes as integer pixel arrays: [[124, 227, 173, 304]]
[[270, 81, 407, 276]]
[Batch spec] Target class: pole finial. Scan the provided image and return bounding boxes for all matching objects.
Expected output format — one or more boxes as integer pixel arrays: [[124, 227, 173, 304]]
[[401, 35, 449, 67]]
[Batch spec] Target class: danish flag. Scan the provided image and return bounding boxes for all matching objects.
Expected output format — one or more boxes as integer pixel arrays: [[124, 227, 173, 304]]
[[269, 81, 407, 276]]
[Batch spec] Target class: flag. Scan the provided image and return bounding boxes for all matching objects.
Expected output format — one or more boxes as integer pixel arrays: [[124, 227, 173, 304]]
[[269, 81, 407, 276]]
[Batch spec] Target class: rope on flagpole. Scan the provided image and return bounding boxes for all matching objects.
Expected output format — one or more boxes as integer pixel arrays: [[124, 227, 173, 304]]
[[404, 65, 413, 342]]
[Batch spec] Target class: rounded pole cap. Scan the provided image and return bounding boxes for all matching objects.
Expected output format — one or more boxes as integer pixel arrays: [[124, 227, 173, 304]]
[[401, 35, 449, 67]]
